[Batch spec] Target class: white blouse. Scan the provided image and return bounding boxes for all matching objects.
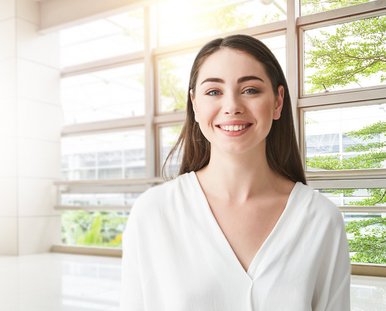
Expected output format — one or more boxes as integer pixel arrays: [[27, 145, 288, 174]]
[[120, 172, 351, 311]]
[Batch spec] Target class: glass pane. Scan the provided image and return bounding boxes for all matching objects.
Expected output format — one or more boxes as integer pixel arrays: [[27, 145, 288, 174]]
[[318, 188, 386, 264], [303, 15, 386, 94], [260, 35, 287, 77], [60, 9, 144, 67], [61, 130, 146, 180], [61, 64, 145, 125], [61, 210, 128, 248], [319, 188, 386, 208], [156, 0, 286, 47], [344, 213, 385, 264], [304, 104, 386, 171], [159, 124, 183, 176], [158, 52, 196, 113], [301, 0, 373, 15]]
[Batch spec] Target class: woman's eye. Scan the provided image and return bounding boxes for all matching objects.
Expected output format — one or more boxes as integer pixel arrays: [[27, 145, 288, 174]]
[[243, 88, 259, 95], [206, 90, 221, 96]]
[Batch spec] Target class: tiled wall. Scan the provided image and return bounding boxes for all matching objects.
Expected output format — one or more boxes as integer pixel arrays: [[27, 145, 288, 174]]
[[0, 0, 62, 255]]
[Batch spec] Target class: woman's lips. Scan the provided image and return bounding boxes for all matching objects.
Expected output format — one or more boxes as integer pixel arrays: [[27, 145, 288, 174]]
[[216, 122, 252, 134]]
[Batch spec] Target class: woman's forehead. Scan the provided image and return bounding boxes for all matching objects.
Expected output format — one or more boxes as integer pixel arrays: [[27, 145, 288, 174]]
[[197, 48, 267, 83]]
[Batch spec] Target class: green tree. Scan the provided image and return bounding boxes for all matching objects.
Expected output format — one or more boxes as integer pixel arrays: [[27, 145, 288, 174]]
[[62, 211, 126, 248], [345, 217, 386, 264], [305, 15, 386, 93]]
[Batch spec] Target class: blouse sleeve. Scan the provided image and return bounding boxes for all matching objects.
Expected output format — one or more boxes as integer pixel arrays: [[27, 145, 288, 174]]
[[325, 223, 351, 311], [313, 209, 351, 311], [120, 209, 145, 311]]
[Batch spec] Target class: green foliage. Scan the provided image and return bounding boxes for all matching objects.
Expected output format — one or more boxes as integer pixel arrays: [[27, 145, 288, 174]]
[[306, 153, 385, 170], [346, 217, 386, 264], [62, 211, 127, 248], [306, 15, 386, 93], [322, 188, 386, 206], [347, 121, 386, 140], [77, 214, 103, 245], [353, 189, 386, 207]]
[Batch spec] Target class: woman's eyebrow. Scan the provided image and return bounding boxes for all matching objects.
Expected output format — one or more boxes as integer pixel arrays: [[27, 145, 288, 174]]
[[237, 75, 264, 83], [200, 75, 264, 85], [200, 77, 224, 85]]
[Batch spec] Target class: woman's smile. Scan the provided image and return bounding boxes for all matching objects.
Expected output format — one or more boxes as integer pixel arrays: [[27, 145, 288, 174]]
[[216, 121, 253, 136]]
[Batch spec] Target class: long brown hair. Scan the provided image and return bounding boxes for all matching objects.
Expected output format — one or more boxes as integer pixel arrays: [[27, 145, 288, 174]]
[[163, 34, 306, 184]]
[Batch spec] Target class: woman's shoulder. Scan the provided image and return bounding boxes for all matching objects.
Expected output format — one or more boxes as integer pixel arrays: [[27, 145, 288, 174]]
[[296, 182, 343, 226], [130, 172, 194, 217]]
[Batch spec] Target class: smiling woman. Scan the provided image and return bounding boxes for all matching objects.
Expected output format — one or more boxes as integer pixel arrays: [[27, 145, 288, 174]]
[[120, 34, 351, 311]]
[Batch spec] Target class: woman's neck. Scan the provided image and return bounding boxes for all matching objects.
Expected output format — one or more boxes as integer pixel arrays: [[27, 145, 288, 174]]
[[196, 148, 284, 203]]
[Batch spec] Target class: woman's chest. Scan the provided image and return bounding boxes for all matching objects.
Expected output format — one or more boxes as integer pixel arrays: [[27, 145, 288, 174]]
[[207, 197, 288, 272]]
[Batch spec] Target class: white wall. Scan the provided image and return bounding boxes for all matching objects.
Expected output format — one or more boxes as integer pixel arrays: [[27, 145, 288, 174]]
[[0, 0, 61, 255]]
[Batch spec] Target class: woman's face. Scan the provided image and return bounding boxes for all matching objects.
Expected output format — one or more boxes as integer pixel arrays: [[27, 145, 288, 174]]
[[191, 47, 284, 156]]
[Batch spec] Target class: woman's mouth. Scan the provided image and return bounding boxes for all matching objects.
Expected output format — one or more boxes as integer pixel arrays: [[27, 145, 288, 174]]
[[219, 124, 248, 132], [216, 122, 252, 133]]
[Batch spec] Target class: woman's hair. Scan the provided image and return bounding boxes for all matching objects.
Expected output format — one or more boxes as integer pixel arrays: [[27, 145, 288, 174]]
[[163, 34, 306, 184]]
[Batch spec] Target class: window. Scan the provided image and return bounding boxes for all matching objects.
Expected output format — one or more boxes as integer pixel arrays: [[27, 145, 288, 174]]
[[157, 52, 197, 113], [304, 104, 386, 171], [158, 124, 183, 177], [299, 1, 386, 270], [303, 15, 386, 95], [61, 64, 145, 125], [318, 188, 385, 264], [61, 130, 146, 180], [57, 0, 386, 273], [60, 9, 144, 67]]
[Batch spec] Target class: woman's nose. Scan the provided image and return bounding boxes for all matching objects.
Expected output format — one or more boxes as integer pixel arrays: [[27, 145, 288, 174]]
[[224, 94, 244, 115]]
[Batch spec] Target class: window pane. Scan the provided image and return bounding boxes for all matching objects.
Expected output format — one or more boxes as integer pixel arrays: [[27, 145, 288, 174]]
[[304, 104, 386, 171], [260, 35, 287, 77], [318, 188, 386, 264], [156, 0, 286, 47], [158, 52, 196, 113], [61, 210, 129, 248], [320, 188, 386, 208], [301, 0, 373, 15], [60, 9, 144, 67], [303, 15, 386, 94], [159, 124, 183, 176], [344, 213, 385, 264], [61, 64, 145, 125], [61, 130, 146, 180]]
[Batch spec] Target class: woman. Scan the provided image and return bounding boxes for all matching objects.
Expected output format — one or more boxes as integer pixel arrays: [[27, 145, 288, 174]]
[[120, 34, 351, 311]]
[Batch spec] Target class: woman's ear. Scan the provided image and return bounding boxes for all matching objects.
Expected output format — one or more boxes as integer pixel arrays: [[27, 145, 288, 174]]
[[190, 89, 199, 122], [273, 85, 284, 120]]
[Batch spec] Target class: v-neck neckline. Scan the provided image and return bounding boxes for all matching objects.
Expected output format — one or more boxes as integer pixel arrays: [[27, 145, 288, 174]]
[[189, 171, 301, 281]]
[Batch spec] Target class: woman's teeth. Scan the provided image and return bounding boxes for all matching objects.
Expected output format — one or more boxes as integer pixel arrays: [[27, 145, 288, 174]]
[[220, 124, 247, 132]]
